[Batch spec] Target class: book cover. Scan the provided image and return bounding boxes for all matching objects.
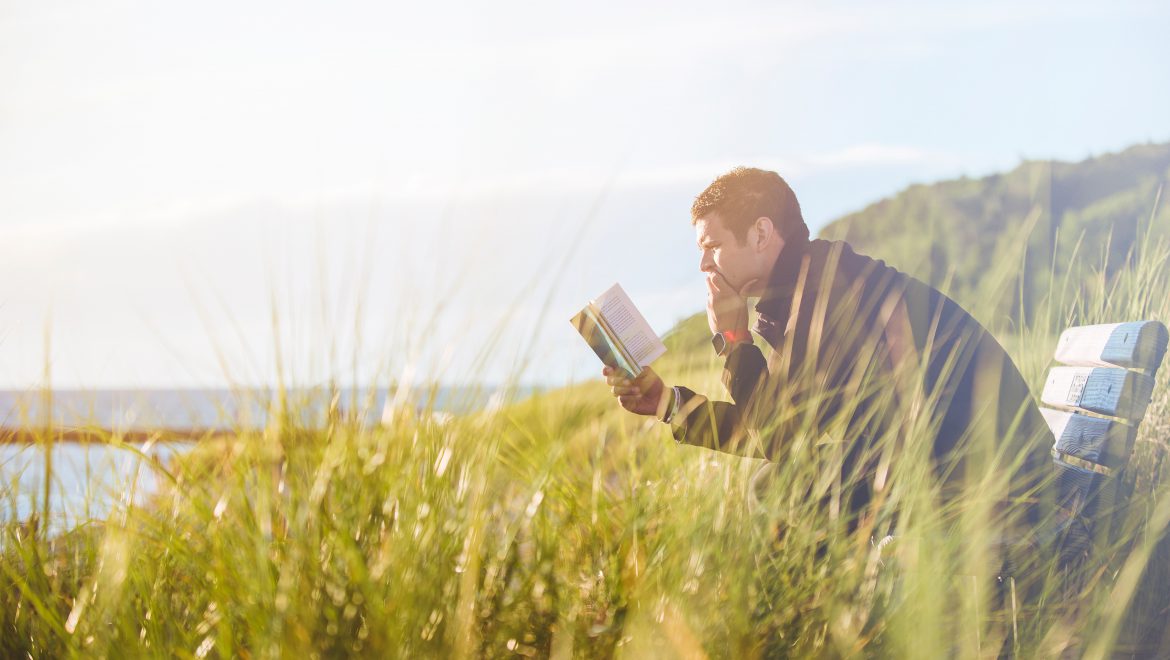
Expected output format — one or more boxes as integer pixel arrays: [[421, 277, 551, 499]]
[[570, 283, 666, 378]]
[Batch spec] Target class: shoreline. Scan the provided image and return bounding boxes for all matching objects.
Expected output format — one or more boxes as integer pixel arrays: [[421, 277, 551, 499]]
[[0, 426, 237, 444]]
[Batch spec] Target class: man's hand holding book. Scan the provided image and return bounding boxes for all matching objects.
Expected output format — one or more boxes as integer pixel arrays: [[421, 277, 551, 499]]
[[602, 365, 672, 420]]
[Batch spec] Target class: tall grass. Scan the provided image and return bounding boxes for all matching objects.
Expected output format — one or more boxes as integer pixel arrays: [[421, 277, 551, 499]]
[[2, 212, 1169, 658]]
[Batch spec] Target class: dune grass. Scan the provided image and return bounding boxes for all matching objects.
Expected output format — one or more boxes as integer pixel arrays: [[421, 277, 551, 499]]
[[3, 215, 1170, 658]]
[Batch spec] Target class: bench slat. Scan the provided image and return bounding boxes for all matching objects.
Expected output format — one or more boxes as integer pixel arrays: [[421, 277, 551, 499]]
[[1040, 407, 1134, 471], [1053, 321, 1169, 371], [1053, 455, 1103, 497], [1041, 367, 1156, 420]]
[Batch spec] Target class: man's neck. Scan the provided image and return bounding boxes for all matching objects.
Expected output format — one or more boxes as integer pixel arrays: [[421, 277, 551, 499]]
[[755, 234, 811, 307]]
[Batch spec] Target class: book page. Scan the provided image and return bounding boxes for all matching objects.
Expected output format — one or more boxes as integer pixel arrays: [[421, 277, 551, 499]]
[[595, 283, 667, 367]]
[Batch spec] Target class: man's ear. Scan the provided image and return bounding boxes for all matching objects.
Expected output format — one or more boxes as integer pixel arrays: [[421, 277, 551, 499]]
[[753, 216, 775, 251]]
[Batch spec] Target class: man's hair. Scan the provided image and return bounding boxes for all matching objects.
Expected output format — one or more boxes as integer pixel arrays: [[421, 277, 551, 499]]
[[691, 167, 808, 245]]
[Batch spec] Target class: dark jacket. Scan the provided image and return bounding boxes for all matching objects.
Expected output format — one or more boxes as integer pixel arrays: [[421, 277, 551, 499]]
[[670, 234, 1053, 530]]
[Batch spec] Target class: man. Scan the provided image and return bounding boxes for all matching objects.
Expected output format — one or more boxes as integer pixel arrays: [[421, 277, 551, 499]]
[[603, 167, 1054, 557]]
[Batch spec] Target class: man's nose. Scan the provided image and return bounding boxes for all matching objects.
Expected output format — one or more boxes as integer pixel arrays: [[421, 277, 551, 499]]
[[699, 252, 714, 273]]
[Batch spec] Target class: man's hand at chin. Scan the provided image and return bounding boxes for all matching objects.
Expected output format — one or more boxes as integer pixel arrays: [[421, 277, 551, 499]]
[[706, 271, 758, 335], [602, 366, 670, 419]]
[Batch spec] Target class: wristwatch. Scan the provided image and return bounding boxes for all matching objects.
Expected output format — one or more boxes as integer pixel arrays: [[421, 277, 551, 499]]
[[711, 329, 750, 357]]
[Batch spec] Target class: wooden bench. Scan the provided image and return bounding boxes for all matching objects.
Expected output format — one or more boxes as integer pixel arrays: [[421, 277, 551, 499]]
[[1038, 321, 1169, 572]]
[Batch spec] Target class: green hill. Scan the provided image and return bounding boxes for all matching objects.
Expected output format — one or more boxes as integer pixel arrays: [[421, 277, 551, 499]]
[[819, 142, 1170, 325]]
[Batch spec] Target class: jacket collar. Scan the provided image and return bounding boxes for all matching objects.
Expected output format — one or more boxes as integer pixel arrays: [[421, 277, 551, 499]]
[[754, 234, 810, 321]]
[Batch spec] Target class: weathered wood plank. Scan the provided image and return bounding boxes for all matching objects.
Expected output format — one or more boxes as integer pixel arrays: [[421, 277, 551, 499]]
[[1054, 321, 1169, 371], [1041, 407, 1134, 471], [1041, 366, 1156, 420], [1053, 457, 1102, 504]]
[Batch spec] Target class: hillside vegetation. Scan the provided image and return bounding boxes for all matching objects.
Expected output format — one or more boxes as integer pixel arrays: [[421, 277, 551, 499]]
[[821, 142, 1170, 326]]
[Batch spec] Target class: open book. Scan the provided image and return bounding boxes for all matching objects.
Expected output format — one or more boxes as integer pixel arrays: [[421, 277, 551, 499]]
[[570, 283, 667, 378]]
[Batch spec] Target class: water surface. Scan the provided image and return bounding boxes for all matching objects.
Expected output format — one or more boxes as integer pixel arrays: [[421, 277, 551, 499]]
[[1, 442, 192, 535]]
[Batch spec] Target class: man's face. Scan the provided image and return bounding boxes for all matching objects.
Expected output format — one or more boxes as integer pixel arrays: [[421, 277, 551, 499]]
[[694, 213, 766, 294]]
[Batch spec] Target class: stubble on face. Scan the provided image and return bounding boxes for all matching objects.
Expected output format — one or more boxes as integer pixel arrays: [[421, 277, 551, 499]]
[[694, 214, 756, 293]]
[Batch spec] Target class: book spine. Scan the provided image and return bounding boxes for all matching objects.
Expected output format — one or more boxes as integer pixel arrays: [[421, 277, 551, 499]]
[[591, 302, 642, 377]]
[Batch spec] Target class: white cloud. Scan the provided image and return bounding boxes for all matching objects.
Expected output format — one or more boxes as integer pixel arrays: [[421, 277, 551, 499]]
[[803, 144, 957, 170], [0, 141, 953, 240]]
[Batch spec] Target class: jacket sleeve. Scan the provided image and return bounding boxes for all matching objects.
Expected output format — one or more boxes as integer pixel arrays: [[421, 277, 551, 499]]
[[669, 341, 771, 459]]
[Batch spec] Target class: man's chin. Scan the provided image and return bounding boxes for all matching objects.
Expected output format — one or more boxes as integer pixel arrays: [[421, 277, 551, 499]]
[[739, 281, 764, 299]]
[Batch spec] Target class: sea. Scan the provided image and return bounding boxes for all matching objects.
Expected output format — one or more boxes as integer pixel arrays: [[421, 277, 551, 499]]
[[0, 385, 533, 535]]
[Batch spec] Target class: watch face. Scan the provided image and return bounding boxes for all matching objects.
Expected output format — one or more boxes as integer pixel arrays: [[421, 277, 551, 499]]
[[711, 332, 727, 356]]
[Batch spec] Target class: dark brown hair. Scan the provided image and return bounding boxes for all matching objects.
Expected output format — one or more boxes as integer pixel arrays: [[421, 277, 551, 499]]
[[691, 167, 808, 244]]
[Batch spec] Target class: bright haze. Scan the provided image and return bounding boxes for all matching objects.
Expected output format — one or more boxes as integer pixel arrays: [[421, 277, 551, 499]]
[[2, 0, 1167, 390]]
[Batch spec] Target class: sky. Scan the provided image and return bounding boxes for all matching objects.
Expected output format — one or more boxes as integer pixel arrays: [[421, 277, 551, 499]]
[[1, 0, 1168, 390]]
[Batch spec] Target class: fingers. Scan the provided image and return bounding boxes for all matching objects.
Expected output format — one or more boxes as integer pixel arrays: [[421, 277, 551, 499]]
[[633, 367, 659, 386], [611, 384, 641, 396], [605, 366, 658, 406], [604, 368, 638, 395], [709, 271, 756, 300], [705, 272, 725, 295], [617, 395, 643, 411], [709, 270, 734, 290], [603, 366, 631, 380], [609, 376, 639, 393]]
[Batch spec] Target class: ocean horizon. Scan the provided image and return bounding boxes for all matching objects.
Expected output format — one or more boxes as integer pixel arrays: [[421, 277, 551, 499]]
[[0, 383, 544, 435]]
